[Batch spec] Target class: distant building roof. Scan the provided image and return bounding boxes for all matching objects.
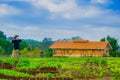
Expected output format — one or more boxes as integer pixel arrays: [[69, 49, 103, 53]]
[[50, 40, 112, 49]]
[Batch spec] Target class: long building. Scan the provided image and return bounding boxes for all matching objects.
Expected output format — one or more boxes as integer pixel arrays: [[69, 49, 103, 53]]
[[50, 40, 112, 57]]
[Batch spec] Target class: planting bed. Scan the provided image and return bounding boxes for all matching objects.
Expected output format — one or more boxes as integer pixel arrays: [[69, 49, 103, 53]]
[[0, 58, 120, 80]]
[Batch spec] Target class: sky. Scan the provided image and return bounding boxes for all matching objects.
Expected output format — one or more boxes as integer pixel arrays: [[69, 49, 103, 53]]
[[0, 0, 120, 42]]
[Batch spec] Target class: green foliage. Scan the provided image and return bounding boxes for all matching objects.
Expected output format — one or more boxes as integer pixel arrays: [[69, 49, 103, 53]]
[[110, 52, 120, 57], [20, 41, 28, 50], [0, 31, 6, 39], [2, 58, 17, 64], [0, 46, 5, 55], [0, 30, 55, 56], [44, 49, 53, 57], [25, 39, 41, 48], [113, 72, 120, 79], [71, 36, 82, 40], [100, 35, 120, 57], [87, 58, 108, 65], [0, 57, 120, 79], [100, 38, 105, 41], [107, 36, 119, 52], [17, 59, 30, 67], [20, 48, 29, 57], [31, 47, 40, 57], [41, 37, 54, 50], [46, 73, 55, 78], [0, 69, 31, 77], [115, 52, 120, 57], [41, 61, 61, 68], [0, 38, 13, 55], [20, 47, 41, 58]]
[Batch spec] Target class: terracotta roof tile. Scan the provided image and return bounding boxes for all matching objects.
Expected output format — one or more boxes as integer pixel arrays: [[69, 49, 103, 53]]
[[50, 40, 112, 49]]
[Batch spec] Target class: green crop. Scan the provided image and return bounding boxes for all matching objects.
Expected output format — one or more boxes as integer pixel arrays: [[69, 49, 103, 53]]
[[0, 69, 31, 77], [0, 57, 120, 80], [2, 58, 17, 64], [17, 59, 30, 67]]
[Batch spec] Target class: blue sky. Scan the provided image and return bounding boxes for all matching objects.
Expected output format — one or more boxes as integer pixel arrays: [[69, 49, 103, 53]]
[[0, 0, 120, 43]]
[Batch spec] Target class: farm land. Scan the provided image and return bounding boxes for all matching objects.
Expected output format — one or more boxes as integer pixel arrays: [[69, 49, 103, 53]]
[[0, 57, 120, 80]]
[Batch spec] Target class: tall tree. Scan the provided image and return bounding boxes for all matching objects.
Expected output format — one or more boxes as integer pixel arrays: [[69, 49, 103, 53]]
[[106, 36, 119, 52], [41, 37, 54, 50], [100, 35, 119, 57], [100, 37, 105, 41], [0, 31, 6, 39], [0, 38, 13, 55]]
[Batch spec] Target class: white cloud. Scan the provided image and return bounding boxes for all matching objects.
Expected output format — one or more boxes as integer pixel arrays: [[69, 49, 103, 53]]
[[91, 0, 109, 4], [31, 0, 75, 12], [5, 0, 116, 21], [0, 0, 30, 2], [27, 0, 108, 19], [0, 4, 21, 17], [0, 0, 120, 44], [1, 24, 120, 44]]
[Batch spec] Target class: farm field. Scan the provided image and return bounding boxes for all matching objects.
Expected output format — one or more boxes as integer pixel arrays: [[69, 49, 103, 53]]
[[0, 57, 120, 80]]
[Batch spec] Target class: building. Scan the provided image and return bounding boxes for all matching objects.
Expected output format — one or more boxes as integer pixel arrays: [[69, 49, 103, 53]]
[[50, 40, 112, 57]]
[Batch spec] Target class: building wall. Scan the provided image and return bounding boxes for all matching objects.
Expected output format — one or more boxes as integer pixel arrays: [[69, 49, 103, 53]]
[[53, 49, 106, 57]]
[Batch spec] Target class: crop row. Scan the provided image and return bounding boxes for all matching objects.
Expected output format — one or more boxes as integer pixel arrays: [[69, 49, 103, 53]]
[[0, 57, 120, 79]]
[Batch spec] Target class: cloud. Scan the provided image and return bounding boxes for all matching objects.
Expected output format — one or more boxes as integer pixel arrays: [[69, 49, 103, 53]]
[[0, 0, 30, 2], [0, 0, 120, 44], [25, 0, 97, 19], [1, 24, 120, 43], [0, 4, 21, 17], [91, 0, 109, 4], [25, 0, 116, 20], [3, 0, 118, 21]]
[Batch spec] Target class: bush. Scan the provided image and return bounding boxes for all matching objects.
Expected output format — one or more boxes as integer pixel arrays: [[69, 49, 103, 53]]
[[115, 52, 120, 57], [20, 48, 29, 57], [31, 47, 40, 57], [44, 49, 53, 57]]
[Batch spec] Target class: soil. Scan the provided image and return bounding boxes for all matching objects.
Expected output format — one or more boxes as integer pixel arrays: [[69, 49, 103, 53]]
[[0, 74, 73, 80], [2, 63, 13, 69], [16, 67, 58, 75]]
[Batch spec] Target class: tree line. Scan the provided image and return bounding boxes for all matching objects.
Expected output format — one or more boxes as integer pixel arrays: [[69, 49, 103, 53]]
[[0, 30, 120, 57]]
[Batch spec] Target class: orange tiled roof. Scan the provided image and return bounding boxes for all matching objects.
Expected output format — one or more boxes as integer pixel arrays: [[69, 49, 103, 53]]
[[50, 40, 112, 49]]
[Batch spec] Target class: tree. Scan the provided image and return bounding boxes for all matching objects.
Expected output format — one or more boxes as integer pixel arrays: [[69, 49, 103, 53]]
[[20, 41, 28, 50], [100, 35, 119, 57], [25, 39, 41, 48], [71, 36, 82, 40], [41, 37, 54, 50], [100, 38, 105, 41], [0, 38, 13, 55], [106, 36, 119, 52], [0, 31, 6, 39], [57, 36, 82, 42], [0, 31, 13, 55]]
